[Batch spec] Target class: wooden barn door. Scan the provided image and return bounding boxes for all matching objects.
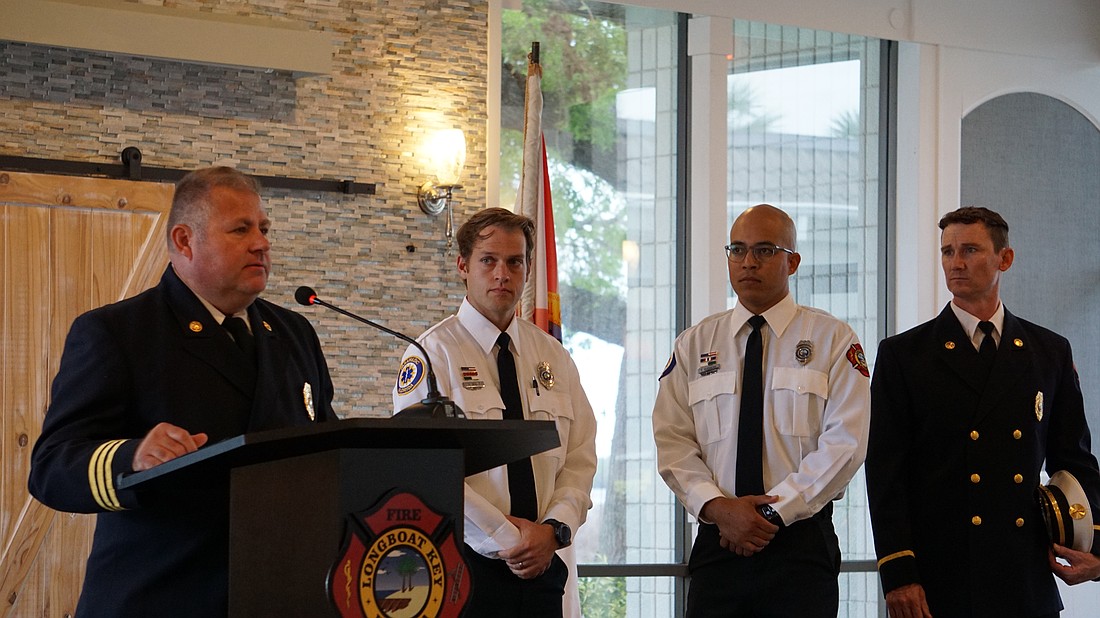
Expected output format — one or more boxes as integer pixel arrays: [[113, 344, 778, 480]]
[[0, 171, 174, 617]]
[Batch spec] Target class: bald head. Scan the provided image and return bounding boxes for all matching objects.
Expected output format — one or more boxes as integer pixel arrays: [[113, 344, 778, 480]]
[[727, 204, 800, 315], [733, 204, 797, 250]]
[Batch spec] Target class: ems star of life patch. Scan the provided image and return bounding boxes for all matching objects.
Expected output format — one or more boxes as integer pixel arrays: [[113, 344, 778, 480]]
[[397, 356, 426, 395]]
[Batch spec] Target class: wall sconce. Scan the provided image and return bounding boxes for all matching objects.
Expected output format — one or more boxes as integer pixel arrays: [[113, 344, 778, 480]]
[[418, 129, 466, 243]]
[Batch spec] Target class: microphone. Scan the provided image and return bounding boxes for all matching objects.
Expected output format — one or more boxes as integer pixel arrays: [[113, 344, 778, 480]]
[[295, 286, 464, 419]]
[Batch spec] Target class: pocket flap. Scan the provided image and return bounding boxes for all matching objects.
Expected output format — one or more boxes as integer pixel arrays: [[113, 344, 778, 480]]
[[688, 372, 735, 405], [772, 366, 828, 398]]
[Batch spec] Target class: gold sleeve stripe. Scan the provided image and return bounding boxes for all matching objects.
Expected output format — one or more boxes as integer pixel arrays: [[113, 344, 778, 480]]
[[876, 550, 915, 568], [88, 440, 127, 512]]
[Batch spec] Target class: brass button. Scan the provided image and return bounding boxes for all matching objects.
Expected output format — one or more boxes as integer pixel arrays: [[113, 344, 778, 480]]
[[970, 474, 981, 483], [972, 516, 982, 526], [1013, 430, 1022, 440], [1014, 474, 1024, 484], [1016, 518, 1025, 527], [970, 430, 980, 441]]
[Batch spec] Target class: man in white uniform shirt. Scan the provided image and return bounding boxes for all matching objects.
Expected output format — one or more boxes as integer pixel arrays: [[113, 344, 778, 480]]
[[393, 207, 597, 618], [652, 204, 871, 617]]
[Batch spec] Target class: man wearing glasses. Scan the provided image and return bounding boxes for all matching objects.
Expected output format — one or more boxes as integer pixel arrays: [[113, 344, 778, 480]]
[[653, 204, 871, 616]]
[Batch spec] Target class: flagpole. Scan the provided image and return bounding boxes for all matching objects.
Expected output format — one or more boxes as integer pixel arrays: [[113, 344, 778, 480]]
[[515, 41, 562, 342]]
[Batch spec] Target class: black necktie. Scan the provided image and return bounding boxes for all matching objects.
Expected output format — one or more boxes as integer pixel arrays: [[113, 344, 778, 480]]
[[223, 315, 255, 361], [978, 320, 996, 368], [496, 333, 538, 520], [736, 315, 767, 497]]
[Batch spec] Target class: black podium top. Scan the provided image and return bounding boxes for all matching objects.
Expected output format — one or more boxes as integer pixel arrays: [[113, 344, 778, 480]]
[[117, 417, 559, 490]]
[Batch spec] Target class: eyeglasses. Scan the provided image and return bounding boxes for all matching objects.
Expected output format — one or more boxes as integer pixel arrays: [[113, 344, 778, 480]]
[[724, 243, 796, 262]]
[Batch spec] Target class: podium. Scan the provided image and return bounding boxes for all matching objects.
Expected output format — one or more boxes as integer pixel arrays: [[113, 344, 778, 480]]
[[117, 417, 559, 617]]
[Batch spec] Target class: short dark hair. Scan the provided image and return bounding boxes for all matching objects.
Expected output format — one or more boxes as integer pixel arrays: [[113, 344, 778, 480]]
[[167, 167, 262, 241], [456, 207, 536, 264], [938, 206, 1010, 251]]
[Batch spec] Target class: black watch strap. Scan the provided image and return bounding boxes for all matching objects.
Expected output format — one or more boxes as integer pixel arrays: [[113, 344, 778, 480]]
[[757, 504, 784, 527], [544, 518, 572, 548]]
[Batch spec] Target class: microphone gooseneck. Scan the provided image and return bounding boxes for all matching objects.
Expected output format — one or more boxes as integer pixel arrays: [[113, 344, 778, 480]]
[[294, 285, 462, 419]]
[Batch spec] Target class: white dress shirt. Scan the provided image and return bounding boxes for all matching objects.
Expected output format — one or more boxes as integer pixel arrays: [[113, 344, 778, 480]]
[[652, 293, 871, 525], [392, 298, 597, 552], [950, 300, 1004, 351]]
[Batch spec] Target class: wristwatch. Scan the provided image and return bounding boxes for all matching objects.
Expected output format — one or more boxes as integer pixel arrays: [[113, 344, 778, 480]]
[[544, 519, 572, 548], [757, 504, 785, 527]]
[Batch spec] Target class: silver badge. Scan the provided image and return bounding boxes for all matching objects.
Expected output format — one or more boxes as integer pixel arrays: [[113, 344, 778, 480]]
[[303, 382, 315, 421], [795, 340, 813, 365], [537, 361, 555, 390]]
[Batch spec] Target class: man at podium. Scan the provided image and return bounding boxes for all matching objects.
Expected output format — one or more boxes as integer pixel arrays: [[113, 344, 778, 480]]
[[393, 207, 597, 618], [28, 166, 337, 616]]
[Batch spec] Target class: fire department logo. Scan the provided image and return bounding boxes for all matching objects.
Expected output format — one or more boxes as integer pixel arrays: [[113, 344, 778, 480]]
[[846, 343, 870, 378], [328, 490, 470, 618]]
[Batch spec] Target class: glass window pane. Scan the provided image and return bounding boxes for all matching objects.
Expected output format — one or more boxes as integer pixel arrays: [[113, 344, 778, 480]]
[[726, 20, 881, 565], [840, 571, 884, 617], [579, 576, 678, 618], [500, 1, 682, 568]]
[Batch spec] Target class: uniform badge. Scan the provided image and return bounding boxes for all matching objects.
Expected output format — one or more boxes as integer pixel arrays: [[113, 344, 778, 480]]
[[1014, 338, 1023, 348], [263, 320, 272, 332], [328, 490, 470, 618], [698, 351, 720, 376], [303, 382, 315, 421], [397, 356, 426, 395], [795, 340, 813, 365], [460, 366, 485, 390], [537, 361, 555, 390], [944, 341, 956, 350], [846, 343, 870, 378], [189, 321, 203, 333], [1035, 391, 1044, 422]]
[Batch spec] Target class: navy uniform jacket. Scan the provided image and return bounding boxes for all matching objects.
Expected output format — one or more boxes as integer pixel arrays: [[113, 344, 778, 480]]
[[28, 266, 336, 617], [867, 304, 1100, 618]]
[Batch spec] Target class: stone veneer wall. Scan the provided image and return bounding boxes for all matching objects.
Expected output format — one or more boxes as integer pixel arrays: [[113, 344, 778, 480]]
[[0, 0, 489, 417]]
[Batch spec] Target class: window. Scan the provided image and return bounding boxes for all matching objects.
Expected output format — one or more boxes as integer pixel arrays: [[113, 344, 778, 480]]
[[726, 20, 885, 616], [499, 3, 889, 615], [500, 1, 683, 614]]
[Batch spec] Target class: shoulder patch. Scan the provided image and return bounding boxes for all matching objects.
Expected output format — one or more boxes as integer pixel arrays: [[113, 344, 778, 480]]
[[397, 356, 426, 395], [846, 343, 869, 378], [659, 353, 677, 380]]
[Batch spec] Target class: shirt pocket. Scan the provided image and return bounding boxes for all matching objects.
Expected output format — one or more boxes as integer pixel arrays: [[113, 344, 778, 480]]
[[688, 373, 737, 445], [454, 388, 506, 419], [529, 390, 573, 462], [770, 366, 828, 437]]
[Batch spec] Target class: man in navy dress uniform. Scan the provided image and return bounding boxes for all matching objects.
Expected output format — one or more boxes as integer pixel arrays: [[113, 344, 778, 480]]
[[29, 166, 336, 617], [867, 206, 1100, 618]]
